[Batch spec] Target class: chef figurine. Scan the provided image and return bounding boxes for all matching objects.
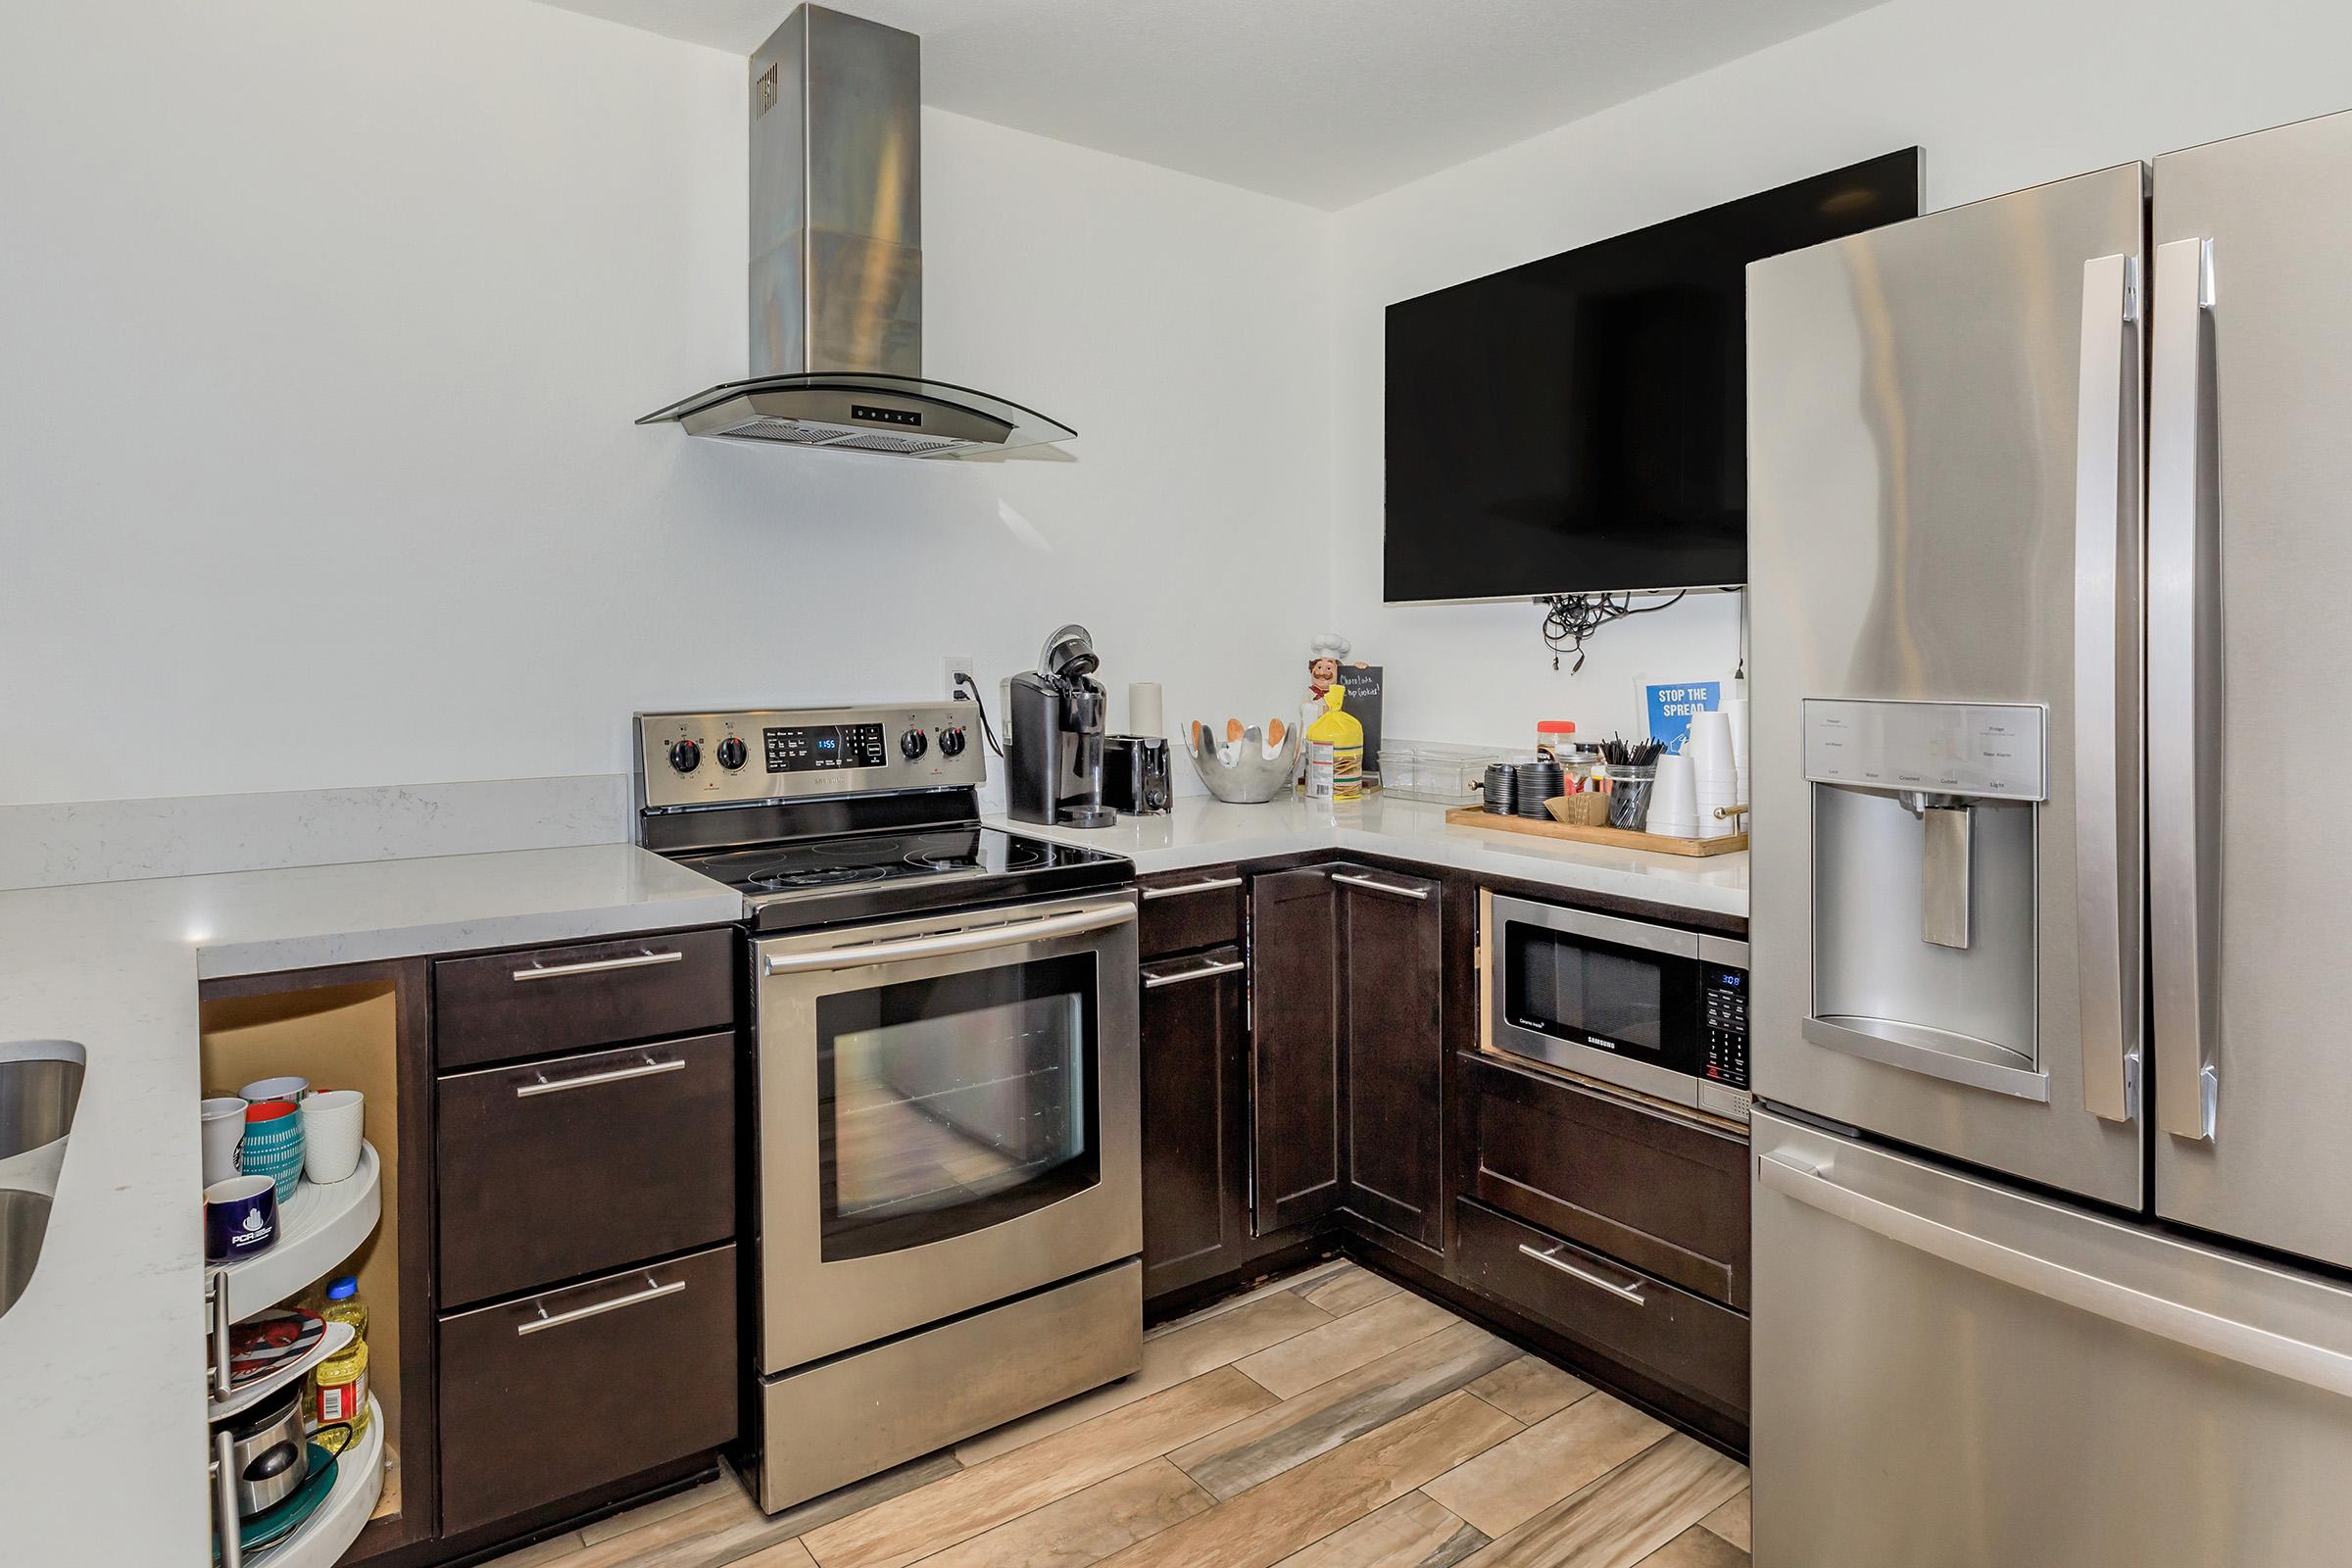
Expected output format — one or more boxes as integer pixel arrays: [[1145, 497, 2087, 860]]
[[1298, 634, 1365, 784]]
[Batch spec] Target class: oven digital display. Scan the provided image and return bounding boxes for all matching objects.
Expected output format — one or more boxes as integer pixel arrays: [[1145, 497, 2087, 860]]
[[764, 722, 889, 773]]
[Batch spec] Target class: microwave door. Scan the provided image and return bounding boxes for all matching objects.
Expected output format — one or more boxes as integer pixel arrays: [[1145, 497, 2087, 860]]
[[1482, 892, 1705, 1110]]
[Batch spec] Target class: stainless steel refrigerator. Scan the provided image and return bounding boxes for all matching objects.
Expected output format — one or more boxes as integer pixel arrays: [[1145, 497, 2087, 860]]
[[1746, 107, 2352, 1566]]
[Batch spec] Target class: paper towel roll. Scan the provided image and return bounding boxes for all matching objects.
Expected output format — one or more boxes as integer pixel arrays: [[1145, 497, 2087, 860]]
[[1128, 682, 1163, 739]]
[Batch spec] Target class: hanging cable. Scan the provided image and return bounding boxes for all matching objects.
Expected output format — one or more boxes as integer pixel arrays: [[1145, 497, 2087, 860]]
[[1540, 591, 1688, 673]]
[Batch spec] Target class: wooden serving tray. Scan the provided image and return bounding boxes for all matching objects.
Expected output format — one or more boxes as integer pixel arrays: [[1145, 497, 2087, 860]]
[[1444, 805, 1748, 858]]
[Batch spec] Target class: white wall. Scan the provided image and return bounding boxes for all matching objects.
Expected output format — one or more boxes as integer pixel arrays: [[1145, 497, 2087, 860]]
[[0, 0, 1332, 807], [1328, 0, 2352, 749]]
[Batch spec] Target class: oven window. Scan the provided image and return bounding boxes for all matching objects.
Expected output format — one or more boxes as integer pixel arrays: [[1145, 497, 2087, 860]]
[[816, 952, 1100, 1261], [1504, 922, 1667, 1051]]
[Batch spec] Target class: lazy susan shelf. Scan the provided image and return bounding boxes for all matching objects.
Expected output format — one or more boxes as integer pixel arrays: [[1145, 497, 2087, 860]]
[[218, 1144, 381, 1324]]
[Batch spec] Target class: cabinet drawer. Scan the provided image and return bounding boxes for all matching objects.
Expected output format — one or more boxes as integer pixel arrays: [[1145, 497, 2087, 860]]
[[1455, 1199, 1747, 1420], [436, 926, 736, 1070], [438, 1244, 737, 1537], [1138, 868, 1245, 957], [1468, 1053, 1750, 1308], [437, 1033, 736, 1306]]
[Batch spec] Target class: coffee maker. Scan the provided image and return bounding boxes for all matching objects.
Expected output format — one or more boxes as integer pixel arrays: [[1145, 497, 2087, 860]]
[[1004, 624, 1117, 828]]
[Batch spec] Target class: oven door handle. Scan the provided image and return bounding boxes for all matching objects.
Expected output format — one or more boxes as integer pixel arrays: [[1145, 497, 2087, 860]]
[[761, 902, 1137, 976]]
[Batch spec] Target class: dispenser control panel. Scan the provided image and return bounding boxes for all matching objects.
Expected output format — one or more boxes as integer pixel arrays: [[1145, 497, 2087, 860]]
[[1802, 700, 2047, 802]]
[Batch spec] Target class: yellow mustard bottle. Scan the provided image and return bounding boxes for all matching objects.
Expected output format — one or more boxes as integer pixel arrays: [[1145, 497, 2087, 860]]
[[1305, 687, 1364, 803]]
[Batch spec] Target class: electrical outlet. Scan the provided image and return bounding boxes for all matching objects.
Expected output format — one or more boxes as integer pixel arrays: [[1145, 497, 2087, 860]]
[[943, 655, 975, 700]]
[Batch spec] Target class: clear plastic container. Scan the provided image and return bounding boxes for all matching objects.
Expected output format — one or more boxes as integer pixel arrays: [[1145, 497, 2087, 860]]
[[1379, 747, 1501, 803]]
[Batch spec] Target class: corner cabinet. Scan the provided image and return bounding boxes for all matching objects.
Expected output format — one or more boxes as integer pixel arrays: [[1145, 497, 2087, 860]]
[[1248, 868, 1347, 1233], [1332, 866, 1445, 1254]]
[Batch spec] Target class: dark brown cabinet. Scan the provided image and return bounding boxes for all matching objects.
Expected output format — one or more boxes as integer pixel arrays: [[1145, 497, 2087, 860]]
[[436, 1244, 739, 1536], [431, 925, 743, 1554], [1139, 946, 1250, 1298], [1249, 867, 1345, 1233], [1137, 868, 1246, 957], [1465, 1051, 1750, 1309], [1334, 866, 1446, 1253], [434, 926, 735, 1070], [436, 1031, 738, 1307], [1453, 1198, 1747, 1426]]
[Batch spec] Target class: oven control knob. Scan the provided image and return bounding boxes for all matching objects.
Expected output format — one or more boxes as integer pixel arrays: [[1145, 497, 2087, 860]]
[[938, 726, 967, 759], [668, 739, 702, 774], [715, 736, 749, 771], [900, 728, 929, 760]]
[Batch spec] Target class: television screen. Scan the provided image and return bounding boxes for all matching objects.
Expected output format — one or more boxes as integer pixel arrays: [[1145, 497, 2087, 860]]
[[1384, 149, 1920, 603]]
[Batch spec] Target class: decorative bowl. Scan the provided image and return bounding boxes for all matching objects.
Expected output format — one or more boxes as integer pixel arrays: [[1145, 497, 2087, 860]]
[[1186, 720, 1298, 804]]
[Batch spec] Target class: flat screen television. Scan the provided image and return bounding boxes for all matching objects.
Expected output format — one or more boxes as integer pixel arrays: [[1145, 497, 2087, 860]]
[[1384, 149, 1920, 603]]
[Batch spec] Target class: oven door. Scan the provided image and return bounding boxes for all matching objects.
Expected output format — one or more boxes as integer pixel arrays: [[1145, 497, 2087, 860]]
[[1482, 891, 1716, 1105], [755, 894, 1140, 1373]]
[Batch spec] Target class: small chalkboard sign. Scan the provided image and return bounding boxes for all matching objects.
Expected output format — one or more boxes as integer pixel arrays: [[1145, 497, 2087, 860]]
[[1338, 665, 1385, 774]]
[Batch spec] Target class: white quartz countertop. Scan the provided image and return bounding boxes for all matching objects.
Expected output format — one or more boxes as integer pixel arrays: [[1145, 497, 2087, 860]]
[[0, 844, 742, 1565], [986, 791, 1747, 920]]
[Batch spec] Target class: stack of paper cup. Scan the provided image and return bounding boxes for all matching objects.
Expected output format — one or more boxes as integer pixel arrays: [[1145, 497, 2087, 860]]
[[1686, 710, 1740, 839], [1720, 695, 1750, 813], [1647, 753, 1699, 838], [1128, 682, 1163, 740]]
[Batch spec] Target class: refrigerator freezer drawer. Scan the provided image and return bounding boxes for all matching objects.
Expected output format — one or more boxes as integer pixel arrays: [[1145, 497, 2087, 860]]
[[1752, 1110, 2352, 1568]]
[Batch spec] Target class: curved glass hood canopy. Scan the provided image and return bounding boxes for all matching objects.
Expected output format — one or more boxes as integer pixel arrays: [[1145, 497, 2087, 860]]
[[641, 5, 1074, 461]]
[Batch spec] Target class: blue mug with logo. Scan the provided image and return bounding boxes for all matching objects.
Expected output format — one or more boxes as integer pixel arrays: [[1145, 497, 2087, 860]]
[[204, 1175, 278, 1262]]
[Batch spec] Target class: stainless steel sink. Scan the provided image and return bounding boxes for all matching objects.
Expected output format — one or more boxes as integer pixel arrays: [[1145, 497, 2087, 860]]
[[0, 1041, 85, 1320], [0, 1042, 84, 1162], [0, 1189, 56, 1318]]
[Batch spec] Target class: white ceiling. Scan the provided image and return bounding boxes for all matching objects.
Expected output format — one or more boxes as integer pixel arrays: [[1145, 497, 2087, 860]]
[[529, 0, 1884, 209]]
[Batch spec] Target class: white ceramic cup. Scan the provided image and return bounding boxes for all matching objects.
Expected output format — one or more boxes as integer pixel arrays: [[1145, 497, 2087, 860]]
[[239, 1074, 310, 1105], [301, 1090, 367, 1184], [201, 1098, 247, 1187]]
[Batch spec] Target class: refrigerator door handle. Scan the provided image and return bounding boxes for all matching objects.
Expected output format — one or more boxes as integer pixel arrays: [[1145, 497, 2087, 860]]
[[2148, 235, 2223, 1142], [2074, 251, 2141, 1124], [1759, 1151, 2352, 1399]]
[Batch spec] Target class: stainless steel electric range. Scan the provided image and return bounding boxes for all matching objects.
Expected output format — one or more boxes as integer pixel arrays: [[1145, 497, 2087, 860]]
[[634, 703, 1143, 1514]]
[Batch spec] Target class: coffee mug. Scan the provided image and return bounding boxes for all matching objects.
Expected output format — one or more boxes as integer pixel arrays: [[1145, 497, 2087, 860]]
[[241, 1101, 306, 1203], [205, 1175, 279, 1262], [238, 1075, 310, 1105], [201, 1098, 248, 1187], [300, 1090, 366, 1185]]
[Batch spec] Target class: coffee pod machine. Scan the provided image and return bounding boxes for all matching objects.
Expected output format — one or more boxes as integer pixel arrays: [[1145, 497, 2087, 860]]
[[1004, 624, 1117, 828], [1103, 736, 1171, 815]]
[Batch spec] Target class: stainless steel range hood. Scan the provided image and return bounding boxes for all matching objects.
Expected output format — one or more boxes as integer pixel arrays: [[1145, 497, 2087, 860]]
[[638, 5, 1074, 460]]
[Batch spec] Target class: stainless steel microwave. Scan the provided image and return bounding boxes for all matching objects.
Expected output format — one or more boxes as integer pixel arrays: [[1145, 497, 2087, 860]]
[[1480, 891, 1751, 1122]]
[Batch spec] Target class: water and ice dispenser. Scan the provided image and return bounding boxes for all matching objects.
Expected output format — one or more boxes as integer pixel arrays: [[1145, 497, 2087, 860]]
[[1802, 700, 2052, 1101]]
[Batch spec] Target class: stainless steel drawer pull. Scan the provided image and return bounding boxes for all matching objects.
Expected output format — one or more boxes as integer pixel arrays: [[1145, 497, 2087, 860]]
[[1518, 1243, 1646, 1305], [1140, 875, 1244, 901], [514, 1055, 685, 1099], [1144, 957, 1246, 990], [1332, 872, 1430, 902], [512, 950, 684, 983], [516, 1274, 685, 1336]]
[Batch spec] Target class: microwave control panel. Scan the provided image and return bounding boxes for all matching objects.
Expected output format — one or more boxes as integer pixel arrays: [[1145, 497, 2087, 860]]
[[1700, 967, 1750, 1092]]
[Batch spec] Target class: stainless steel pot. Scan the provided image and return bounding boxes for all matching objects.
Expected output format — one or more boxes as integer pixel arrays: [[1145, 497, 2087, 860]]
[[220, 1383, 309, 1517]]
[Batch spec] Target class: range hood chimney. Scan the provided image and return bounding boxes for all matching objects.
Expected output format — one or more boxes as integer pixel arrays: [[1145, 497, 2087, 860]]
[[638, 4, 1074, 459]]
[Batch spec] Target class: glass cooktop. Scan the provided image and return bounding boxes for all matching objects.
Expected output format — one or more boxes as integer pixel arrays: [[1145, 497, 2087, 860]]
[[671, 826, 1130, 929]]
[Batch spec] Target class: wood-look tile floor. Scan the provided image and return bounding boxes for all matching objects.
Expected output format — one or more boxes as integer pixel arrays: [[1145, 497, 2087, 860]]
[[492, 1261, 1750, 1568]]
